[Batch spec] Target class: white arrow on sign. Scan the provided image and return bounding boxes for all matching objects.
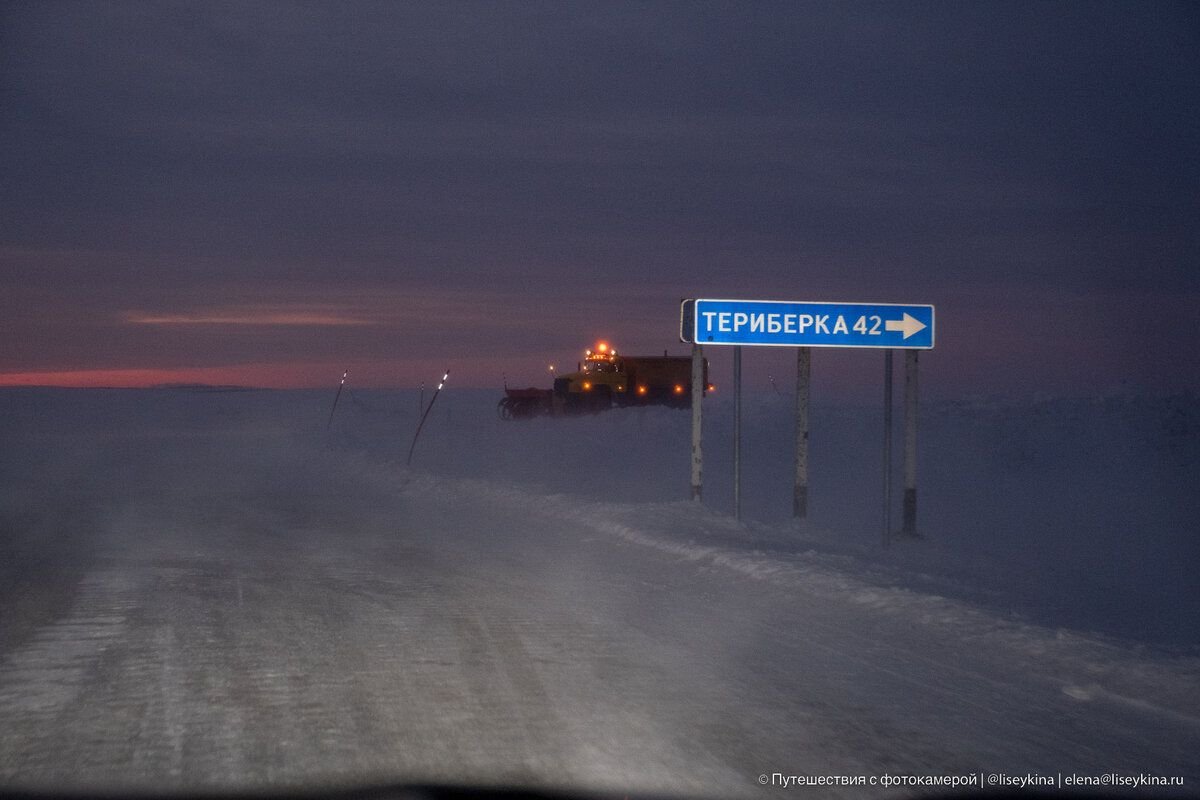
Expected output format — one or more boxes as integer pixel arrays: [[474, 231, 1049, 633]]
[[885, 312, 927, 340]]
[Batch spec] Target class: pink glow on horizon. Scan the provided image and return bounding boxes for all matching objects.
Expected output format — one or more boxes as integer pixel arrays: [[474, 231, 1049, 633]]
[[0, 358, 508, 390], [0, 364, 354, 389]]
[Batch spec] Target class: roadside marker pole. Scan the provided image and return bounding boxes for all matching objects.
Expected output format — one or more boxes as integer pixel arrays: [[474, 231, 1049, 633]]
[[407, 370, 450, 466], [733, 345, 743, 521], [327, 370, 348, 430], [902, 350, 919, 536], [794, 347, 811, 519], [690, 343, 704, 502], [882, 350, 893, 547]]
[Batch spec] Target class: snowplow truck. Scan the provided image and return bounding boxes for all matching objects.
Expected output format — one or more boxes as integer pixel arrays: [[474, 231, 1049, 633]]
[[498, 342, 709, 419]]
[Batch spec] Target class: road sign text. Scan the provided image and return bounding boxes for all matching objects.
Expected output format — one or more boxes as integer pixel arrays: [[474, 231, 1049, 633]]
[[686, 299, 934, 349]]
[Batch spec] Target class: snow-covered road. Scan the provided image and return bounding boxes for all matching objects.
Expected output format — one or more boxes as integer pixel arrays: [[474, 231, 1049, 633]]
[[1, 402, 1197, 797]]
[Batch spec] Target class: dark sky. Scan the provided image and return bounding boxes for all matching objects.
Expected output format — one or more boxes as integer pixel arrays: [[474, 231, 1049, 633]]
[[2, 2, 1197, 394]]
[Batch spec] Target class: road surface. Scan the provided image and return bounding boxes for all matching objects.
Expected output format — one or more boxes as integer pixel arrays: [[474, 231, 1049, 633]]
[[1, 422, 1197, 797]]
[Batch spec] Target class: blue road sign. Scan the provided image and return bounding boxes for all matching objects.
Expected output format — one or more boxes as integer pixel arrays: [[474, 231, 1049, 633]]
[[683, 299, 935, 349]]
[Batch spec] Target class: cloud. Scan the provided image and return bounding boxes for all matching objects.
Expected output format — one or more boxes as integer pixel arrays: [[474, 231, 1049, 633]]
[[123, 307, 379, 327]]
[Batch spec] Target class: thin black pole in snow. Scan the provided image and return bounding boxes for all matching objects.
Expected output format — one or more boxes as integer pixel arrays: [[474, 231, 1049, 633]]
[[902, 350, 919, 537], [407, 369, 449, 466], [733, 346, 742, 521], [882, 350, 894, 547], [793, 347, 811, 519], [690, 343, 703, 502], [327, 370, 348, 430]]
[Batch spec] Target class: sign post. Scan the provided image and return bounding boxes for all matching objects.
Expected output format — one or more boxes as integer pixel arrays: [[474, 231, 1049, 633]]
[[903, 350, 919, 536], [682, 298, 934, 533], [733, 345, 743, 521], [794, 347, 811, 519], [882, 350, 894, 548], [690, 343, 704, 502]]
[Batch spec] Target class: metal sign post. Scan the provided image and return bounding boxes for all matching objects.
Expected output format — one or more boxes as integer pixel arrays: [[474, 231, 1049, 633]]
[[690, 343, 704, 502], [794, 347, 811, 519], [733, 345, 743, 521], [882, 350, 894, 548], [903, 350, 919, 536]]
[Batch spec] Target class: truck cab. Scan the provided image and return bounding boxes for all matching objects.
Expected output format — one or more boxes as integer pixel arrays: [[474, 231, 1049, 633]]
[[554, 342, 707, 411]]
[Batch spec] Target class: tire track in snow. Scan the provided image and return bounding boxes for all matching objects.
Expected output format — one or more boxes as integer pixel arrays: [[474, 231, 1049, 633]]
[[0, 567, 140, 780]]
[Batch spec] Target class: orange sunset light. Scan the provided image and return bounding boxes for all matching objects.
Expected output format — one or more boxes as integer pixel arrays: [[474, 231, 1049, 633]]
[[0, 364, 334, 389]]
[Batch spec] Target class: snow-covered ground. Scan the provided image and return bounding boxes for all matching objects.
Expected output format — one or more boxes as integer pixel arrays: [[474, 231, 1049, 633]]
[[341, 386, 1200, 651], [0, 387, 1196, 796]]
